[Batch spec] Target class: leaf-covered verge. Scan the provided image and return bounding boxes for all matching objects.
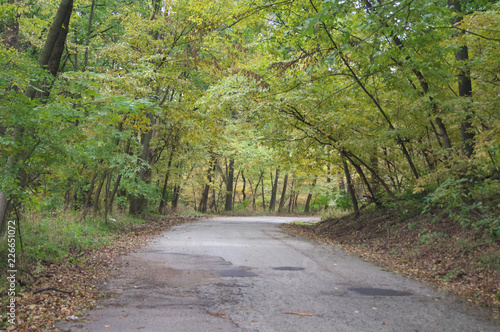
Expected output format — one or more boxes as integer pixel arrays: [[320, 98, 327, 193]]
[[282, 209, 500, 320], [0, 214, 199, 332]]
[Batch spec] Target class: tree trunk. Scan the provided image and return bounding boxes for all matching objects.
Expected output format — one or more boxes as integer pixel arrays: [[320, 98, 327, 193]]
[[304, 193, 313, 213], [103, 173, 112, 222], [435, 117, 453, 149], [232, 170, 240, 207], [0, 191, 10, 235], [341, 150, 359, 216], [45, 3, 72, 78], [241, 171, 246, 202], [344, 151, 397, 200], [38, 0, 74, 70], [92, 173, 106, 216], [304, 178, 316, 213], [129, 114, 154, 215], [198, 156, 215, 213], [199, 183, 210, 213], [83, 0, 96, 70], [261, 173, 266, 211], [172, 184, 180, 211], [448, 0, 474, 157], [288, 180, 295, 212], [248, 178, 255, 210], [278, 173, 288, 213], [224, 159, 234, 211], [108, 174, 121, 214], [81, 171, 98, 220], [252, 171, 264, 210], [269, 168, 279, 212], [351, 162, 380, 207], [159, 146, 176, 214]]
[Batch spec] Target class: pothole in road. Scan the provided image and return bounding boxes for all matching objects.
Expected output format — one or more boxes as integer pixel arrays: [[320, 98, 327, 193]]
[[218, 267, 258, 277], [348, 287, 412, 296], [272, 266, 305, 271]]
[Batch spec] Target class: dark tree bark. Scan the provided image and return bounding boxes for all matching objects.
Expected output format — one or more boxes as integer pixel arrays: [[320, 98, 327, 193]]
[[198, 155, 215, 213], [351, 162, 380, 207], [304, 177, 316, 213], [269, 168, 279, 212], [172, 185, 180, 211], [288, 179, 295, 212], [233, 170, 240, 207], [46, 4, 72, 77], [252, 170, 264, 210], [159, 145, 176, 214], [92, 173, 106, 216], [304, 193, 313, 213], [338, 171, 345, 191], [38, 0, 74, 69], [278, 173, 288, 213], [224, 159, 235, 211], [83, 0, 96, 70], [103, 173, 112, 222], [108, 173, 121, 214], [448, 0, 474, 157], [341, 150, 359, 216], [81, 171, 98, 220], [261, 173, 266, 211], [199, 183, 210, 213], [241, 171, 247, 202]]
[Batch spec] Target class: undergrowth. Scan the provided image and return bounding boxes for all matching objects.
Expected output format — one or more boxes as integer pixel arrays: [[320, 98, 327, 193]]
[[0, 210, 148, 280]]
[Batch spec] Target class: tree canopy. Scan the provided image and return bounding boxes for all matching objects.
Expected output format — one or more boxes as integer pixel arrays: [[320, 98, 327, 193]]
[[1, 0, 499, 238]]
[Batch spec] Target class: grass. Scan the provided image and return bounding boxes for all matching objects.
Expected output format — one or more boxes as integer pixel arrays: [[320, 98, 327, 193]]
[[290, 221, 317, 226], [0, 210, 148, 279]]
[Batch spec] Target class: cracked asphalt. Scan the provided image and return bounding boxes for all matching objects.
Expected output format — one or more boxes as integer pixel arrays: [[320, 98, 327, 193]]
[[57, 216, 499, 332]]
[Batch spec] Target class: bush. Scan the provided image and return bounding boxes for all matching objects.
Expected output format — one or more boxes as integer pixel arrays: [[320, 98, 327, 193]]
[[422, 177, 500, 240], [332, 190, 353, 211]]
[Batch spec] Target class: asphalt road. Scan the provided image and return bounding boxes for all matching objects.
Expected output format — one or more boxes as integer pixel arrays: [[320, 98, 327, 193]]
[[58, 216, 499, 332]]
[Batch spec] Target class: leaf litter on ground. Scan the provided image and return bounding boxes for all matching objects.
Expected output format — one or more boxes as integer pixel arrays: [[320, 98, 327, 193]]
[[3, 216, 200, 332]]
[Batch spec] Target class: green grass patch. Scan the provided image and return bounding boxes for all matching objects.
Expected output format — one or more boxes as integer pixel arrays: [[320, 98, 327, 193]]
[[0, 211, 149, 277], [290, 221, 316, 226]]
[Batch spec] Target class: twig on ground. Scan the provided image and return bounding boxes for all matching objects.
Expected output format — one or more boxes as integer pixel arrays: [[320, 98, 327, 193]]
[[33, 287, 74, 294]]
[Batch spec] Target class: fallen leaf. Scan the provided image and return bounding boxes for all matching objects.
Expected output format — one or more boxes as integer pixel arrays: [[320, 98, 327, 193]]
[[209, 312, 226, 318], [283, 311, 313, 316]]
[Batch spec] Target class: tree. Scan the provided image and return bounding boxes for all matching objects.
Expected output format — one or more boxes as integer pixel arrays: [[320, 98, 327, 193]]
[[1, 0, 74, 233]]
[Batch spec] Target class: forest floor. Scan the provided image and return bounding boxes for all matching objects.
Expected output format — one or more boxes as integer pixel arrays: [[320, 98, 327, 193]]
[[282, 209, 500, 320], [2, 215, 200, 332]]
